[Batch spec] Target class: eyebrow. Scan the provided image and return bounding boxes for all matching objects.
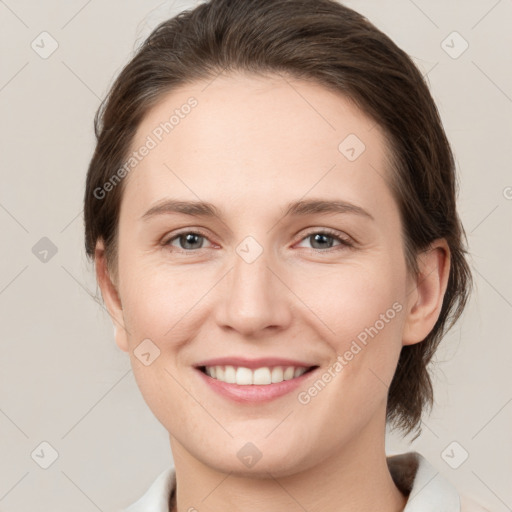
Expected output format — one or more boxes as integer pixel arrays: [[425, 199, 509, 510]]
[[140, 198, 374, 222]]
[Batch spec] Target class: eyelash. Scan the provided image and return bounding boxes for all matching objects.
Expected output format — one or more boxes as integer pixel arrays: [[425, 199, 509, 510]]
[[162, 227, 354, 254]]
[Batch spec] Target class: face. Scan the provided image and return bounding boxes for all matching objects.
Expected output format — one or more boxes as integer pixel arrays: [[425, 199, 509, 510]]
[[102, 72, 423, 477]]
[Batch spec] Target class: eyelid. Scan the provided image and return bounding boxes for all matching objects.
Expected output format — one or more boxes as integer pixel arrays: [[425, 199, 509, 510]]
[[293, 227, 355, 249], [162, 227, 216, 249]]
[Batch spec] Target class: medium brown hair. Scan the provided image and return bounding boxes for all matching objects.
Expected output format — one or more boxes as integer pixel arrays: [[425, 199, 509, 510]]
[[84, 0, 473, 438]]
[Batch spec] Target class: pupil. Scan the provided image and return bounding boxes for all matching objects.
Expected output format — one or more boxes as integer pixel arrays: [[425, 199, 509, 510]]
[[312, 233, 332, 249], [182, 233, 202, 249]]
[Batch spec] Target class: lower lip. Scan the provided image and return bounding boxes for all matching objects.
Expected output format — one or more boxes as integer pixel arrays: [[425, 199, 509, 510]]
[[195, 367, 318, 403]]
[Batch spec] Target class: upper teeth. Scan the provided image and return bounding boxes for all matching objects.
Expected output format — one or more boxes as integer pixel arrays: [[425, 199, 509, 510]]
[[204, 365, 309, 385]]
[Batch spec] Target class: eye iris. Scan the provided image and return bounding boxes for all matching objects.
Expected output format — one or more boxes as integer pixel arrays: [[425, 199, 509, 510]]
[[310, 233, 334, 249], [181, 233, 203, 250]]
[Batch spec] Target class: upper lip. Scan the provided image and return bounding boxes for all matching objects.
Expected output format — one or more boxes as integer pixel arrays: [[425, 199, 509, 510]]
[[194, 357, 318, 370]]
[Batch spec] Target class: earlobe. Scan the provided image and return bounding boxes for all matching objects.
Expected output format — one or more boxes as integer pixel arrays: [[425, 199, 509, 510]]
[[94, 240, 129, 353], [402, 239, 451, 346]]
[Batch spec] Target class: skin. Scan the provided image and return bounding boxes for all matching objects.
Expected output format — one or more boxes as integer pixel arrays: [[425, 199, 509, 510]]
[[95, 72, 450, 512]]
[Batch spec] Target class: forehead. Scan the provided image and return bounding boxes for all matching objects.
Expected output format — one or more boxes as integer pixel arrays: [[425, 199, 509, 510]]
[[121, 72, 394, 220]]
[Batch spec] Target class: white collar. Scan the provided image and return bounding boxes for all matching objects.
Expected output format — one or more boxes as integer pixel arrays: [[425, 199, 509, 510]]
[[123, 451, 480, 512]]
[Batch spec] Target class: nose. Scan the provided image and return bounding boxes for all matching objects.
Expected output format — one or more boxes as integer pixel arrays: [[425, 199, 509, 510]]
[[213, 244, 293, 337]]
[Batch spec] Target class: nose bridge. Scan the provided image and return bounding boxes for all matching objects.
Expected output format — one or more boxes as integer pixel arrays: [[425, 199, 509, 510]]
[[216, 237, 291, 335]]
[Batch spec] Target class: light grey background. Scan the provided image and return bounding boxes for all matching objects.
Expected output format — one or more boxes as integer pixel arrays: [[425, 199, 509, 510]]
[[0, 1, 511, 511]]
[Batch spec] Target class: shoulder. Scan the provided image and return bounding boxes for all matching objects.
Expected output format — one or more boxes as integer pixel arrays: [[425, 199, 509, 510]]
[[460, 493, 491, 512], [118, 466, 176, 512], [387, 451, 490, 512], [118, 457, 492, 512]]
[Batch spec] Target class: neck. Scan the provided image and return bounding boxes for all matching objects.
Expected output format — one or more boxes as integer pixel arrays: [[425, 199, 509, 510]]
[[168, 414, 408, 512]]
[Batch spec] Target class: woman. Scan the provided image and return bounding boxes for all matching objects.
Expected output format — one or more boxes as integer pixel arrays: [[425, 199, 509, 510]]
[[84, 0, 487, 510]]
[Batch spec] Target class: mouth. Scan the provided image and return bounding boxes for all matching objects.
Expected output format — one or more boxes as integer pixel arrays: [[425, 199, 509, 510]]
[[197, 364, 319, 385], [192, 355, 322, 403]]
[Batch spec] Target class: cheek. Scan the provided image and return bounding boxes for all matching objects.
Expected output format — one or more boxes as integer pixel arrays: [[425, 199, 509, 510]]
[[295, 255, 406, 399], [297, 257, 404, 340], [295, 266, 405, 429], [129, 357, 188, 436], [120, 258, 204, 343]]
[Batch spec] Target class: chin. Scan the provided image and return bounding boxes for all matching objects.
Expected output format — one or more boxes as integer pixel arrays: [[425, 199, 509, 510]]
[[210, 458, 306, 479], [198, 441, 314, 479]]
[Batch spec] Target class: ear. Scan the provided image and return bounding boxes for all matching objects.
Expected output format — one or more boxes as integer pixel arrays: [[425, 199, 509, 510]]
[[95, 239, 129, 352], [402, 239, 451, 346]]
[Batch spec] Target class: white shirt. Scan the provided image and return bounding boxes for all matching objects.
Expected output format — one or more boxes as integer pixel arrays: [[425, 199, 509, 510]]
[[121, 451, 489, 512]]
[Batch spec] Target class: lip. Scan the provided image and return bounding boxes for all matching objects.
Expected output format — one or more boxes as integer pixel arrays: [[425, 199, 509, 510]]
[[194, 364, 320, 403], [194, 356, 316, 370]]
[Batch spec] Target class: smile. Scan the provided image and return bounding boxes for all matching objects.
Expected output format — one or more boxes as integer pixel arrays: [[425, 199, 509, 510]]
[[199, 365, 317, 385], [195, 363, 320, 403]]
